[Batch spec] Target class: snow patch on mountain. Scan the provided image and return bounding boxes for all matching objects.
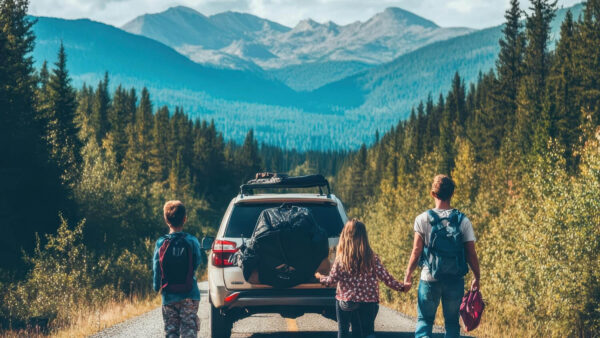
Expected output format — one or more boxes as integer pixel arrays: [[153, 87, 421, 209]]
[[122, 6, 475, 70]]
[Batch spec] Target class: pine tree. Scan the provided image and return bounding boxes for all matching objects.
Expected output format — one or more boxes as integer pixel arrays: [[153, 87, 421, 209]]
[[123, 87, 155, 184], [344, 143, 369, 206], [424, 94, 435, 153], [44, 43, 81, 184], [383, 125, 401, 188], [170, 107, 193, 170], [373, 133, 387, 187], [416, 101, 427, 159], [151, 106, 171, 181], [547, 10, 579, 170], [0, 0, 38, 160], [38, 60, 49, 91], [447, 72, 467, 129], [36, 60, 50, 126], [167, 150, 191, 195], [237, 129, 262, 183], [436, 74, 466, 174], [127, 88, 137, 123], [90, 72, 110, 143], [405, 107, 419, 173], [438, 105, 455, 175], [75, 85, 94, 139], [495, 0, 525, 137], [425, 94, 444, 154], [516, 0, 556, 155], [193, 120, 227, 200], [108, 85, 133, 165], [575, 0, 600, 122], [464, 71, 495, 159], [0, 0, 64, 270]]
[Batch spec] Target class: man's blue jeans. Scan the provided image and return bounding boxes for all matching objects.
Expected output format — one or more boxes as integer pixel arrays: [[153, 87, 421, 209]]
[[416, 278, 464, 338]]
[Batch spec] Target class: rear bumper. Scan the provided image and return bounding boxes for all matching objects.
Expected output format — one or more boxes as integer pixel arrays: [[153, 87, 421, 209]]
[[210, 281, 335, 310], [227, 288, 336, 308], [213, 287, 337, 322]]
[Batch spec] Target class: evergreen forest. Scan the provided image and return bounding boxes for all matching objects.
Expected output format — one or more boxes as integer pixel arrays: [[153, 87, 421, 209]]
[[0, 0, 344, 331], [335, 0, 600, 335]]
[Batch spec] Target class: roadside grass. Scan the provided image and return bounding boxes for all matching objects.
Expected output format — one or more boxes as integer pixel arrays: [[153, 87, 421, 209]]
[[385, 297, 536, 338], [53, 294, 161, 338], [0, 294, 160, 338]]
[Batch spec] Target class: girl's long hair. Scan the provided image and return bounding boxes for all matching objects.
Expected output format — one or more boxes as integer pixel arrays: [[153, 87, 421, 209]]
[[336, 219, 374, 274]]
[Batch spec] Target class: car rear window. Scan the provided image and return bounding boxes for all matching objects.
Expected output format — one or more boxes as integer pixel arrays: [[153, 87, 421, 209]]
[[224, 203, 344, 238]]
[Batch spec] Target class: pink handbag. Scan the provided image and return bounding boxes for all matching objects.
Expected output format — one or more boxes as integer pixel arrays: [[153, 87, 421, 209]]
[[459, 289, 485, 332]]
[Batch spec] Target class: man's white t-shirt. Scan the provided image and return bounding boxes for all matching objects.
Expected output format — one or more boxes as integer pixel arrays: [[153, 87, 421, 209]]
[[414, 208, 476, 282]]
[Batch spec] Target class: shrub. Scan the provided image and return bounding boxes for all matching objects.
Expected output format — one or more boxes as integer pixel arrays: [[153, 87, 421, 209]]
[[0, 215, 154, 332]]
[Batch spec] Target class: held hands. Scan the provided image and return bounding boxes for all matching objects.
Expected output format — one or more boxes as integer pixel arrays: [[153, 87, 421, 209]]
[[314, 272, 324, 280], [470, 278, 480, 291], [402, 274, 413, 292]]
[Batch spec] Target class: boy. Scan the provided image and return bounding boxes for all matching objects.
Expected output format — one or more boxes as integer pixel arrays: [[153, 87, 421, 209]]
[[153, 200, 203, 338], [403, 175, 481, 338]]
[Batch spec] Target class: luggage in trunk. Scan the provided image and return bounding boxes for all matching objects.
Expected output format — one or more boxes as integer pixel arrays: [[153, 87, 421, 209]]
[[233, 204, 329, 288]]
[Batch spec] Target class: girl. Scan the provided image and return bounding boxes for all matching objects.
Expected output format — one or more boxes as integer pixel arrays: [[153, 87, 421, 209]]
[[316, 219, 405, 338]]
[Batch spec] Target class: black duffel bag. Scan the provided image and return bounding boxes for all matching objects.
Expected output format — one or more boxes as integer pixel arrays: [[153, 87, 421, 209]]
[[233, 204, 329, 288]]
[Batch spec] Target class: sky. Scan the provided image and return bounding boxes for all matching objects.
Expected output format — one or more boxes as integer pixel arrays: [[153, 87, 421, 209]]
[[28, 0, 583, 29]]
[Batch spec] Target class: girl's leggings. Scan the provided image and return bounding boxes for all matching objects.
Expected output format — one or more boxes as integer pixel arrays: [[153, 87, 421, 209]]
[[335, 300, 379, 338]]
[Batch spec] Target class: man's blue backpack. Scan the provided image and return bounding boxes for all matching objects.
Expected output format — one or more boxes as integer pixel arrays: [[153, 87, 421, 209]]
[[420, 209, 469, 280]]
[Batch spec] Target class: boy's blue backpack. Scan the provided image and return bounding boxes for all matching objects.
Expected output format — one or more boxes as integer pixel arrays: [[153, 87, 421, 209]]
[[420, 209, 469, 280], [159, 233, 194, 293]]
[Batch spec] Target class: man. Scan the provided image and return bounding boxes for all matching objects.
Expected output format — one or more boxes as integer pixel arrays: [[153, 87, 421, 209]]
[[403, 175, 480, 337]]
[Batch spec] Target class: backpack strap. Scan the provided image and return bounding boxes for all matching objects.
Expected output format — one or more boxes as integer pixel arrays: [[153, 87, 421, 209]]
[[448, 209, 465, 230], [173, 233, 195, 289], [428, 209, 464, 229], [426, 209, 441, 228], [184, 235, 194, 287], [158, 237, 172, 290], [420, 209, 440, 269]]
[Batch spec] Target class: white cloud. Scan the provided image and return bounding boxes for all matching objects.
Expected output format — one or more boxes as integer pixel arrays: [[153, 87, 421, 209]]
[[28, 0, 585, 29]]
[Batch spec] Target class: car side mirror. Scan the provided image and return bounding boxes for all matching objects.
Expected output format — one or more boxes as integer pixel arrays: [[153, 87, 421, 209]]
[[201, 236, 215, 250]]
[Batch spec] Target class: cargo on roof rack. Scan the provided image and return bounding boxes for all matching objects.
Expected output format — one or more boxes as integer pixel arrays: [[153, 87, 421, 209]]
[[240, 173, 331, 196]]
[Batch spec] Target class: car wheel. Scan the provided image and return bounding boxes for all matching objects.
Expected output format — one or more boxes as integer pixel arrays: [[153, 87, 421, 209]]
[[210, 301, 232, 338]]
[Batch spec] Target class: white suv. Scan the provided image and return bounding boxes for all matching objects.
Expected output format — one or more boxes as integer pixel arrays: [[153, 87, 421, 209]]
[[201, 174, 348, 338]]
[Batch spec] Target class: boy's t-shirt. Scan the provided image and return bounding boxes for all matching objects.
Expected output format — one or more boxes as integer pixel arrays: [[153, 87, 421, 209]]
[[153, 232, 204, 305], [414, 208, 476, 282]]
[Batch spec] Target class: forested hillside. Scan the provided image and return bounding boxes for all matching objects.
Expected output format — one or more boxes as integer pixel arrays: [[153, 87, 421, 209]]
[[267, 60, 374, 92], [32, 16, 295, 106], [312, 3, 583, 122], [29, 4, 583, 151], [335, 0, 600, 335]]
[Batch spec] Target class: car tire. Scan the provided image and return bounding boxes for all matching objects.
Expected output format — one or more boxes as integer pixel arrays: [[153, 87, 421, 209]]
[[210, 301, 232, 338]]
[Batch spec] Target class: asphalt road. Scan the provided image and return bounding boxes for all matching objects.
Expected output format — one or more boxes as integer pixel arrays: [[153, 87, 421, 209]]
[[93, 282, 462, 338]]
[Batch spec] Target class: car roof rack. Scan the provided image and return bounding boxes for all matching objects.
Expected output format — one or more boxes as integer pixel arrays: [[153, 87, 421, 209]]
[[240, 173, 331, 197]]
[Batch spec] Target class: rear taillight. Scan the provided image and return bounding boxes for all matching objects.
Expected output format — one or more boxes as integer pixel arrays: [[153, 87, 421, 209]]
[[211, 239, 237, 267], [224, 292, 240, 303]]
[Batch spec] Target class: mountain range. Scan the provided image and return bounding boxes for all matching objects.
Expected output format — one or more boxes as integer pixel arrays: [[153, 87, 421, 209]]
[[30, 3, 583, 150], [122, 6, 474, 71]]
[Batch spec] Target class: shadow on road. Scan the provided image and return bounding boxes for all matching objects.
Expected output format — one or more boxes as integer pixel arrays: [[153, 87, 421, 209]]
[[244, 332, 462, 338]]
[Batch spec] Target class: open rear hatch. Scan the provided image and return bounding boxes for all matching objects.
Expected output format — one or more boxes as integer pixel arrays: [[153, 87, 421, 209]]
[[217, 201, 344, 291]]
